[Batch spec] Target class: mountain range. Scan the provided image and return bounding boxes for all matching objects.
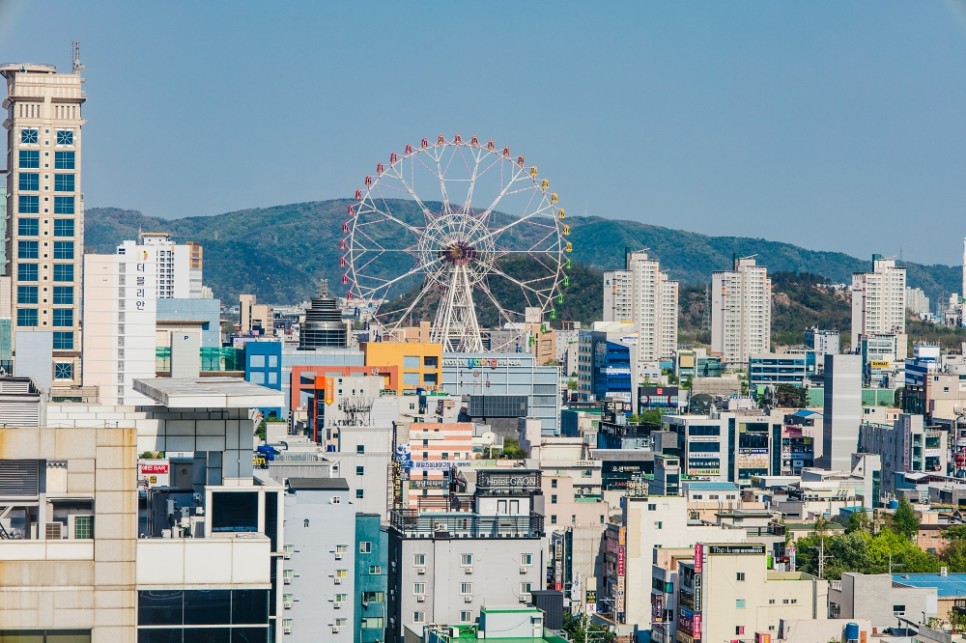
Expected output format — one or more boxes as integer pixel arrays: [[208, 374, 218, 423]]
[[84, 201, 962, 317]]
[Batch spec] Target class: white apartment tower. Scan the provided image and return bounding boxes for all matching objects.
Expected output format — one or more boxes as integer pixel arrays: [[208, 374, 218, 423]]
[[2, 60, 86, 384], [711, 256, 771, 365], [82, 249, 158, 406], [118, 232, 204, 299], [603, 250, 678, 364], [850, 255, 906, 350]]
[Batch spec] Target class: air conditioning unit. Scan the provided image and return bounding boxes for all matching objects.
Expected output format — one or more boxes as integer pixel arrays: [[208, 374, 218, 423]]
[[464, 566, 473, 575], [283, 621, 293, 635], [520, 566, 528, 574], [464, 594, 473, 603], [335, 552, 344, 560], [334, 577, 343, 585], [519, 594, 530, 603], [331, 626, 341, 634], [416, 566, 426, 575], [416, 594, 426, 603], [45, 522, 63, 540], [282, 594, 294, 610], [334, 601, 342, 609]]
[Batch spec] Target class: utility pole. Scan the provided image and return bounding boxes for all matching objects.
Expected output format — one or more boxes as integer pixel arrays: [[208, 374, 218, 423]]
[[817, 536, 833, 580]]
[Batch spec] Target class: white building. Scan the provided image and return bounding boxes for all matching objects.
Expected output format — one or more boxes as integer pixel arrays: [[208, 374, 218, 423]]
[[906, 286, 931, 319], [2, 61, 86, 385], [851, 255, 906, 350], [118, 232, 205, 299], [711, 257, 771, 366], [603, 251, 678, 394], [82, 250, 159, 406]]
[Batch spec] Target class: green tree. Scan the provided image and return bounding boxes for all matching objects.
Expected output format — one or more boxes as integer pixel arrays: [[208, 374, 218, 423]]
[[562, 611, 615, 643], [499, 438, 527, 460], [940, 526, 966, 572], [846, 511, 871, 535], [640, 409, 663, 425], [891, 498, 920, 541]]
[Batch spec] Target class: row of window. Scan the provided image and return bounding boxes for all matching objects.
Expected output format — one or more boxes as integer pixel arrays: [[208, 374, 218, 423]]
[[409, 553, 533, 566], [20, 128, 74, 145], [411, 582, 531, 597], [18, 150, 75, 169], [17, 263, 75, 282], [18, 173, 76, 192], [17, 308, 74, 326], [18, 218, 76, 236], [17, 286, 74, 304], [18, 195, 75, 214], [17, 241, 74, 259]]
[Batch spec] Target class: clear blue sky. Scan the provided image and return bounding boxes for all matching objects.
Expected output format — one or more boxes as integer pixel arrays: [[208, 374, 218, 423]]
[[3, 1, 966, 265]]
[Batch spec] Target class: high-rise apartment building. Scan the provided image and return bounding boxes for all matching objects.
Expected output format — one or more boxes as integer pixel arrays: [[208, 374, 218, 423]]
[[603, 251, 678, 390], [850, 255, 906, 350], [711, 257, 771, 366], [2, 61, 86, 385], [119, 232, 204, 299]]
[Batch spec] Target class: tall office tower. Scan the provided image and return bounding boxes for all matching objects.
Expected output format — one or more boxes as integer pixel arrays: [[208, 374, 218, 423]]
[[711, 256, 771, 366], [850, 255, 906, 350], [2, 60, 85, 385], [117, 232, 204, 299], [822, 353, 862, 472]]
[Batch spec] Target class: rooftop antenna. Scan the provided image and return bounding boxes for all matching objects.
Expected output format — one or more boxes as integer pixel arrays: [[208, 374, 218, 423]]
[[71, 41, 85, 75]]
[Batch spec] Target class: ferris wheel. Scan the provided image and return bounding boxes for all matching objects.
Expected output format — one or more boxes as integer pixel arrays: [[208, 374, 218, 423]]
[[341, 134, 572, 353]]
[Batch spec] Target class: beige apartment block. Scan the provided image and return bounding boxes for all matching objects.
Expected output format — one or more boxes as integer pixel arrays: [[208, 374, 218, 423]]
[[0, 425, 138, 642]]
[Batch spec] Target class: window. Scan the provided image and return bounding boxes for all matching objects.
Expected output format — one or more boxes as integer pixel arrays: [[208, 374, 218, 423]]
[[336, 544, 348, 554], [404, 355, 420, 368], [551, 479, 558, 488], [414, 554, 426, 566], [50, 285, 74, 308], [17, 308, 37, 326], [551, 494, 558, 504], [460, 611, 472, 623], [18, 218, 39, 236], [18, 195, 38, 213], [551, 515, 557, 524], [18, 241, 38, 259], [893, 605, 906, 614], [647, 503, 657, 511], [21, 128, 38, 144], [55, 151, 75, 169], [522, 553, 533, 565], [413, 611, 425, 623], [655, 521, 663, 529], [54, 362, 73, 380], [460, 582, 472, 595], [736, 599, 746, 609], [356, 465, 365, 476], [74, 514, 94, 539], [461, 554, 473, 566], [56, 129, 74, 145], [54, 264, 74, 282], [53, 309, 73, 327], [361, 617, 384, 629], [17, 263, 37, 282], [334, 593, 348, 604], [413, 582, 425, 595], [54, 174, 75, 192], [737, 572, 745, 581], [356, 489, 364, 499], [331, 496, 341, 504], [53, 242, 74, 260], [736, 626, 746, 635], [362, 591, 384, 604], [19, 149, 39, 168], [335, 569, 348, 579], [368, 565, 382, 575], [19, 173, 38, 191], [54, 196, 74, 214], [520, 582, 532, 593], [17, 286, 37, 304], [54, 219, 75, 237], [356, 444, 365, 454]]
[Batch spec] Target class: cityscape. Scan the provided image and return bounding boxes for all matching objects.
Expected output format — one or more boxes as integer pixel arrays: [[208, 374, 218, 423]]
[[4, 4, 966, 643]]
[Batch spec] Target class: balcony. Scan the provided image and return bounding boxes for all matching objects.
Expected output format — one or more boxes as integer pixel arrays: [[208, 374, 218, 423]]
[[390, 509, 544, 539]]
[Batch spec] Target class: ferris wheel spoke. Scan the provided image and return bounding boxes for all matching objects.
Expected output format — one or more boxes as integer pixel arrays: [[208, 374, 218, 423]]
[[476, 164, 532, 224], [380, 281, 437, 328], [477, 280, 517, 327], [357, 201, 423, 238], [386, 166, 435, 222], [487, 264, 554, 302]]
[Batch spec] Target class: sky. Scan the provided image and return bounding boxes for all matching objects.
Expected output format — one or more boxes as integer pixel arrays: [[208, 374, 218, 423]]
[[2, 1, 966, 265]]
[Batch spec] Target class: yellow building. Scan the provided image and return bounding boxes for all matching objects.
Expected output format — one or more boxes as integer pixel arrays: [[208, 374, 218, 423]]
[[362, 341, 443, 391]]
